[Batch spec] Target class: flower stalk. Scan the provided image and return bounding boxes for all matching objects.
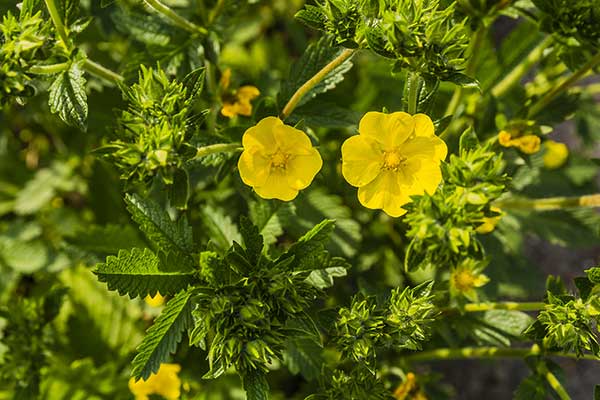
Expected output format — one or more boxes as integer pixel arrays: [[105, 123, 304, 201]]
[[491, 36, 553, 98], [539, 363, 572, 400], [447, 301, 545, 313], [528, 51, 600, 117], [29, 62, 70, 75], [495, 194, 600, 211], [144, 0, 208, 36], [193, 143, 242, 159], [44, 0, 69, 47], [280, 49, 355, 120], [406, 72, 420, 115], [403, 345, 600, 363]]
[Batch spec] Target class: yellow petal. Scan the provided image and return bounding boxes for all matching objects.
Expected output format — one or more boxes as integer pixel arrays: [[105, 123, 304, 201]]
[[237, 86, 260, 101], [241, 116, 282, 150], [254, 170, 299, 201], [221, 102, 238, 118], [405, 158, 443, 195], [515, 135, 541, 154], [234, 101, 253, 116], [359, 111, 414, 149], [237, 148, 270, 187], [498, 130, 513, 147], [341, 135, 383, 187], [273, 124, 314, 156], [413, 113, 434, 137], [286, 147, 323, 190], [357, 170, 410, 217], [219, 68, 231, 89]]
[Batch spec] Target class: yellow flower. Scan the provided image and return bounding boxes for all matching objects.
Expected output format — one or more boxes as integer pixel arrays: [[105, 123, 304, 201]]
[[341, 112, 447, 217], [394, 372, 428, 400], [144, 293, 165, 307], [497, 130, 541, 154], [543, 140, 569, 169], [237, 116, 323, 201], [128, 363, 182, 400], [450, 263, 489, 301], [220, 68, 260, 118], [476, 206, 503, 234]]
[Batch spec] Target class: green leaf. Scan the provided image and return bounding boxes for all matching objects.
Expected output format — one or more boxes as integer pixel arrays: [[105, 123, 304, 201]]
[[288, 101, 361, 128], [182, 67, 205, 103], [248, 200, 291, 246], [594, 384, 600, 400], [125, 193, 194, 264], [514, 374, 546, 400], [67, 224, 146, 255], [131, 288, 194, 380], [459, 128, 479, 153], [444, 72, 480, 89], [95, 248, 197, 298], [200, 205, 242, 251], [48, 60, 88, 131], [239, 216, 263, 265], [306, 257, 348, 289], [283, 338, 323, 381], [279, 36, 353, 108], [242, 370, 270, 400], [294, 5, 327, 31]]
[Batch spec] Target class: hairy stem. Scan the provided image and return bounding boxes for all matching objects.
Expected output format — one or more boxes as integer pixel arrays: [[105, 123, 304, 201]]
[[447, 301, 545, 313], [44, 0, 69, 47], [280, 49, 355, 120], [83, 59, 124, 83], [193, 143, 242, 159], [540, 363, 572, 400], [404, 345, 600, 363], [491, 36, 553, 98], [29, 62, 70, 75], [494, 194, 600, 211], [407, 72, 419, 115], [445, 25, 486, 117], [528, 51, 600, 117], [144, 0, 208, 35]]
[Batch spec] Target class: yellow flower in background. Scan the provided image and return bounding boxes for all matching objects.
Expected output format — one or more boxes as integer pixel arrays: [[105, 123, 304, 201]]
[[450, 262, 489, 301], [129, 363, 182, 400], [341, 112, 447, 217], [543, 140, 569, 169], [238, 117, 323, 201], [476, 206, 503, 234], [144, 293, 165, 307], [498, 130, 541, 154], [394, 372, 428, 400], [220, 68, 260, 118]]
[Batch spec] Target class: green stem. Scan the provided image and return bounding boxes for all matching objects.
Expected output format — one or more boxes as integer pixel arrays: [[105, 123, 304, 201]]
[[539, 363, 572, 400], [491, 36, 552, 98], [494, 193, 600, 211], [144, 0, 208, 35], [528, 51, 600, 117], [83, 59, 124, 84], [193, 143, 242, 159], [280, 49, 355, 120], [29, 62, 70, 75], [404, 345, 600, 363], [407, 72, 420, 115], [451, 301, 545, 313], [208, 0, 226, 25], [44, 0, 69, 47], [445, 25, 486, 117]]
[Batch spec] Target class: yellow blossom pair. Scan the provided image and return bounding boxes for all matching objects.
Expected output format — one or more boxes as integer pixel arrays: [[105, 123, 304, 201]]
[[237, 112, 447, 217], [498, 130, 540, 154], [129, 363, 182, 400]]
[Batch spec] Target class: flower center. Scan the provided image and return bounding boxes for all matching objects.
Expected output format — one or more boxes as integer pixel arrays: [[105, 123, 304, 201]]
[[270, 150, 289, 170], [382, 150, 405, 171], [453, 270, 476, 292]]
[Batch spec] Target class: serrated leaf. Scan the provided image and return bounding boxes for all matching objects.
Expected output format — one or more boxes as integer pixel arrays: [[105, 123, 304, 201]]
[[279, 36, 353, 108], [239, 216, 263, 264], [95, 248, 196, 298], [459, 128, 479, 153], [283, 338, 323, 381], [294, 5, 327, 31], [48, 60, 88, 131], [288, 101, 360, 128], [243, 370, 270, 400], [125, 193, 194, 265], [248, 200, 288, 246], [306, 257, 348, 289], [445, 72, 480, 89], [182, 67, 205, 103], [200, 205, 241, 251], [131, 288, 194, 380], [67, 224, 146, 255]]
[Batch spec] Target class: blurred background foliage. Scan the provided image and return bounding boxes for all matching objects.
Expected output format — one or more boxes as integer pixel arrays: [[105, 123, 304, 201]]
[[0, 0, 599, 399]]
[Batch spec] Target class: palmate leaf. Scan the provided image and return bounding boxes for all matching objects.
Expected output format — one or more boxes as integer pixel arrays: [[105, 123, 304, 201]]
[[131, 288, 194, 380], [125, 194, 194, 265], [48, 60, 88, 131], [95, 248, 197, 298]]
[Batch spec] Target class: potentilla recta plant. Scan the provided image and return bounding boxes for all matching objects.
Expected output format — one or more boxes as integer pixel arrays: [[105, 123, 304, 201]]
[[1, 0, 600, 399]]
